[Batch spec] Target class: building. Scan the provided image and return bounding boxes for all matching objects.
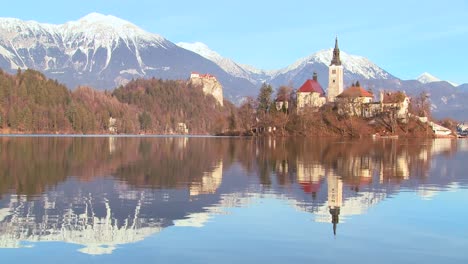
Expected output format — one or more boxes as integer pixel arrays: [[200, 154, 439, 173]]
[[380, 91, 410, 121], [296, 72, 326, 112], [275, 95, 289, 112], [336, 85, 374, 116], [328, 174, 343, 236], [176, 122, 189, 134], [189, 72, 224, 106], [327, 37, 344, 102], [109, 117, 117, 134]]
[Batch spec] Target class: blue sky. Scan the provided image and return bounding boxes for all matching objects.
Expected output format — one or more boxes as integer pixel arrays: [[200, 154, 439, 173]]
[[1, 0, 467, 84]]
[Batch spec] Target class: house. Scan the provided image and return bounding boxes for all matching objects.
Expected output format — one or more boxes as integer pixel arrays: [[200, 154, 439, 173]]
[[109, 117, 117, 134], [275, 94, 289, 111], [176, 122, 189, 134], [457, 123, 468, 137], [296, 72, 326, 112], [336, 85, 374, 116], [380, 91, 411, 122]]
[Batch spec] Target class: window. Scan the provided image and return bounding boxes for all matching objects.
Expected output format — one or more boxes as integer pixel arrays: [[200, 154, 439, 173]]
[[332, 70, 336, 74], [333, 80, 335, 83]]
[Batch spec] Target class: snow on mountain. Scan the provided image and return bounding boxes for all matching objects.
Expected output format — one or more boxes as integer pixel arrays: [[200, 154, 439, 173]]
[[177, 41, 266, 84], [417, 72, 441, 84], [274, 49, 392, 80], [268, 49, 395, 90], [416, 72, 458, 87], [0, 14, 259, 100]]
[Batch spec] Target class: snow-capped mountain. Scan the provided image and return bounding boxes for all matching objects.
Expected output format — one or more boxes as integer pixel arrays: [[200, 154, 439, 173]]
[[0, 13, 257, 100], [177, 41, 271, 84], [178, 43, 395, 90], [0, 13, 466, 119], [269, 49, 395, 89], [416, 72, 458, 87], [417, 72, 441, 84]]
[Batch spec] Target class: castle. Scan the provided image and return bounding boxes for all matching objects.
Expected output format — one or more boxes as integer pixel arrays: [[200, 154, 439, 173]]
[[190, 72, 224, 106]]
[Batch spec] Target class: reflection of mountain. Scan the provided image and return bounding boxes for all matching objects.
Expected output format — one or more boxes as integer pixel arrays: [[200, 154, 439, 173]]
[[0, 173, 241, 254], [0, 137, 466, 251], [0, 180, 164, 253]]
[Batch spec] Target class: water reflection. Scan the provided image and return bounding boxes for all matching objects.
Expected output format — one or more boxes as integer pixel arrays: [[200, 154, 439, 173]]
[[0, 137, 466, 254]]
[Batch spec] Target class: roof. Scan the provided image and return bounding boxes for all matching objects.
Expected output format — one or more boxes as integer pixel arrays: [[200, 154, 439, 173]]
[[299, 182, 321, 194], [275, 94, 289, 102], [337, 86, 373, 98], [297, 79, 325, 96], [382, 91, 407, 103]]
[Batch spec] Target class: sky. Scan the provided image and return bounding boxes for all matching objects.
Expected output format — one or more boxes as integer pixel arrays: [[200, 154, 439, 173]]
[[1, 0, 467, 84]]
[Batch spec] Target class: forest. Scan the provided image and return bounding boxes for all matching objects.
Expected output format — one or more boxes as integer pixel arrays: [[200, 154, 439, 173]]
[[0, 69, 443, 137], [0, 69, 235, 134]]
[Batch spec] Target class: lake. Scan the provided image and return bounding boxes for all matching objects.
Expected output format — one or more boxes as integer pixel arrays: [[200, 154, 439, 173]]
[[0, 136, 467, 263]]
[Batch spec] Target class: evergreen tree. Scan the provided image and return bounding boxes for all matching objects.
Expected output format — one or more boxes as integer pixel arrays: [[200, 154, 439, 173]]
[[139, 111, 152, 131], [257, 83, 273, 113]]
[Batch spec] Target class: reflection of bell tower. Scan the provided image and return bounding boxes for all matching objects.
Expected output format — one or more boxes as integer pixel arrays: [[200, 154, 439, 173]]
[[327, 174, 343, 236]]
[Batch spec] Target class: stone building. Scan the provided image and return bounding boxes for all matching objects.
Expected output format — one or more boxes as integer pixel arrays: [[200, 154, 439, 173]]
[[336, 85, 374, 116], [296, 72, 326, 112]]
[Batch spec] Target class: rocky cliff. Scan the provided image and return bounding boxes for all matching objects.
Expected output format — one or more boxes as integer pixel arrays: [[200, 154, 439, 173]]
[[189, 73, 224, 106]]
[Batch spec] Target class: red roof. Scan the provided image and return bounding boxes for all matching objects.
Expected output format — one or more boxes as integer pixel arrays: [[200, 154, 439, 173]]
[[299, 182, 321, 194], [337, 86, 373, 98], [297, 79, 325, 96]]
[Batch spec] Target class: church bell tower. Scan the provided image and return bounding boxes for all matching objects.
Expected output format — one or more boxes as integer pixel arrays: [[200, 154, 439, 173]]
[[327, 37, 344, 102]]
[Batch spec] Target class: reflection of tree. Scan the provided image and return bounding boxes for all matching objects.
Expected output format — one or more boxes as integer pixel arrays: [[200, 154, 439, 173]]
[[0, 137, 234, 197], [231, 138, 456, 193], [0, 137, 459, 199]]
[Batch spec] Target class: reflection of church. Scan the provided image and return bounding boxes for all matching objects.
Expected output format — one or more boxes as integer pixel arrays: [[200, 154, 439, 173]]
[[327, 175, 343, 236]]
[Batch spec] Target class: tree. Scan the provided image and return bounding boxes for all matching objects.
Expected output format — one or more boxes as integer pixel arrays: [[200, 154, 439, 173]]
[[257, 83, 273, 114], [139, 111, 152, 131], [275, 86, 292, 114], [238, 97, 256, 133], [411, 91, 431, 118], [228, 111, 237, 131]]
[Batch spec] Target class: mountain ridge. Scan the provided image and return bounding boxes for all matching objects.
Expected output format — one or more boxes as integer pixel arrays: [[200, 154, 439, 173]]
[[0, 13, 466, 119], [0, 13, 259, 101]]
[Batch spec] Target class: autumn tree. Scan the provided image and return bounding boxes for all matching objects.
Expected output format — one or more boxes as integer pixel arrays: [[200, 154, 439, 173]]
[[411, 91, 431, 118], [238, 97, 257, 133]]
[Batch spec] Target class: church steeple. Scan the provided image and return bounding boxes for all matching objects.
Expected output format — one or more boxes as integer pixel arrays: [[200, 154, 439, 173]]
[[330, 37, 342, 66], [330, 207, 340, 236]]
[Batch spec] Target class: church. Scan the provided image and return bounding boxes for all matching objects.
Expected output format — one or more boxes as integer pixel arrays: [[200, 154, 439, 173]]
[[296, 37, 344, 112]]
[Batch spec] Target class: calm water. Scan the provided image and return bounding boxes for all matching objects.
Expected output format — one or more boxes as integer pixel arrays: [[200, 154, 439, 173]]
[[0, 136, 467, 263]]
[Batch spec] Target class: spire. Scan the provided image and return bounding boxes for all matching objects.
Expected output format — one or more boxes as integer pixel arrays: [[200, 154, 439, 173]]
[[330, 37, 342, 66], [330, 207, 340, 236]]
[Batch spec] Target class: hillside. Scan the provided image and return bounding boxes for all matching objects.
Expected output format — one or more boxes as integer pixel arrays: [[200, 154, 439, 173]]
[[0, 69, 233, 134]]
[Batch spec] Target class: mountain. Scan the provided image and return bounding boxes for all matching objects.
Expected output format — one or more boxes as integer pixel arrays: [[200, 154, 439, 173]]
[[0, 13, 257, 101], [268, 49, 395, 89], [0, 14, 466, 119], [417, 72, 441, 84], [177, 41, 272, 85], [178, 43, 395, 90], [416, 72, 459, 87]]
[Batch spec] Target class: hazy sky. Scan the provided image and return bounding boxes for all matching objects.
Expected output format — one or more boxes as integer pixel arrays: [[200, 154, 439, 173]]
[[1, 0, 467, 84]]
